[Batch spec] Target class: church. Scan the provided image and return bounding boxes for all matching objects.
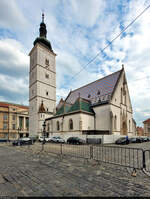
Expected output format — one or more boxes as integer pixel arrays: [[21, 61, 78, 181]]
[[29, 14, 135, 141]]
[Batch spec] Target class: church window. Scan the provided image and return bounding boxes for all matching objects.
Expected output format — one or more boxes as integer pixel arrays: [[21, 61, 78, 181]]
[[47, 108, 48, 112], [129, 120, 130, 132], [125, 92, 126, 105], [46, 91, 48, 96], [47, 123, 50, 131], [57, 121, 60, 131], [97, 90, 100, 95], [32, 89, 34, 95], [69, 119, 73, 130], [114, 115, 117, 130], [121, 88, 123, 103], [45, 59, 49, 66], [45, 73, 49, 79]]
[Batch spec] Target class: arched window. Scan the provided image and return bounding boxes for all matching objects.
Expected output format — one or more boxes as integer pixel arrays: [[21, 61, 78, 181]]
[[121, 88, 123, 103], [125, 92, 126, 105], [69, 119, 73, 130], [47, 123, 50, 131], [129, 120, 130, 132], [57, 121, 60, 131], [114, 115, 117, 131]]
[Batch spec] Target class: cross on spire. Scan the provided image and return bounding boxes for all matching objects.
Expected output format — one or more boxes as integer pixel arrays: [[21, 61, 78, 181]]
[[42, 12, 44, 23]]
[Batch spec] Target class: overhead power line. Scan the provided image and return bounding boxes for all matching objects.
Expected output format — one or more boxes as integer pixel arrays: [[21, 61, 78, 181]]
[[70, 4, 150, 81]]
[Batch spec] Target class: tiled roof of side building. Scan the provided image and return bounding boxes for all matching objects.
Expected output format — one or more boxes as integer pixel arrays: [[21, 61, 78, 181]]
[[0, 101, 29, 109], [65, 69, 122, 105], [143, 118, 150, 123]]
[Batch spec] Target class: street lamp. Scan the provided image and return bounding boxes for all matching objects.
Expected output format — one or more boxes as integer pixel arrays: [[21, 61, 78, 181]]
[[18, 127, 20, 140], [42, 120, 46, 150]]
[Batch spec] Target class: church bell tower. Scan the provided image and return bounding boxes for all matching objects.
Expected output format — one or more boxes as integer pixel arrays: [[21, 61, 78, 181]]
[[29, 13, 56, 138]]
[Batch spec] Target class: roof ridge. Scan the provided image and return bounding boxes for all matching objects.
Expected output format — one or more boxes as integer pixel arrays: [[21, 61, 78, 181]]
[[70, 69, 122, 93], [0, 101, 28, 108]]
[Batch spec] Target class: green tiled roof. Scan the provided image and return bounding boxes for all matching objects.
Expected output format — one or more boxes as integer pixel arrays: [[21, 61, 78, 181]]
[[80, 101, 93, 113], [55, 104, 64, 115], [55, 98, 93, 116], [67, 100, 80, 113]]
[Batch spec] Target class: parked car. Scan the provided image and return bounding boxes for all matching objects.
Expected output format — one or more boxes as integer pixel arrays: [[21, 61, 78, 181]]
[[115, 137, 129, 145], [50, 136, 65, 143], [67, 137, 85, 145], [135, 137, 143, 143], [29, 137, 37, 143], [147, 137, 150, 141], [12, 137, 33, 146], [0, 138, 7, 142], [38, 137, 51, 142], [142, 137, 148, 142], [129, 137, 137, 143]]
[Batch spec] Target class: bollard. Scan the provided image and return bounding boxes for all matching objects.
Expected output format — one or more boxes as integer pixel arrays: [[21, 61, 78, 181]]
[[60, 143, 62, 155], [143, 151, 146, 169], [90, 145, 93, 159]]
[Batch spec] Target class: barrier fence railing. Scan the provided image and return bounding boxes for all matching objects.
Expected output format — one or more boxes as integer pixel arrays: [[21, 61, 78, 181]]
[[9, 142, 150, 172], [40, 143, 145, 170], [143, 150, 150, 172], [92, 145, 143, 169]]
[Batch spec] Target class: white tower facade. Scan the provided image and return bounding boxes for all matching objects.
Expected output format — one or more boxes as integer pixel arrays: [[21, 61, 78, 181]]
[[29, 14, 56, 138]]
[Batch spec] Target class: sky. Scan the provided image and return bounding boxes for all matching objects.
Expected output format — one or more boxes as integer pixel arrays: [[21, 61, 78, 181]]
[[0, 0, 150, 126]]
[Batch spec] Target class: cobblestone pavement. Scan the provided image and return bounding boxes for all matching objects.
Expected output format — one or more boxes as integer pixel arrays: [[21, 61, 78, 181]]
[[0, 143, 150, 197]]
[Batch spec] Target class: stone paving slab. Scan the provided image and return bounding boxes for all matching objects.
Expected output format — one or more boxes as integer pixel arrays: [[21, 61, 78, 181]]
[[0, 144, 150, 197]]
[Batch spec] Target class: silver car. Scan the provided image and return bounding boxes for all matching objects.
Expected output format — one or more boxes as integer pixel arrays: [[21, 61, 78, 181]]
[[50, 136, 65, 143]]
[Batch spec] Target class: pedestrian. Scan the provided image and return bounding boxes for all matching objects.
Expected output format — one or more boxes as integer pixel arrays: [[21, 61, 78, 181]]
[[126, 135, 129, 144]]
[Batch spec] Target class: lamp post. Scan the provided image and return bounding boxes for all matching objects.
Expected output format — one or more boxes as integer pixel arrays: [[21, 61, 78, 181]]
[[42, 120, 46, 150], [18, 127, 20, 140]]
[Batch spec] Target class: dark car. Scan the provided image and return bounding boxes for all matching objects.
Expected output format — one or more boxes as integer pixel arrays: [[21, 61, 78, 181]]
[[12, 138, 33, 146], [142, 137, 148, 142], [67, 137, 85, 145], [0, 139, 7, 143], [136, 137, 143, 143], [115, 137, 129, 145], [129, 137, 137, 143]]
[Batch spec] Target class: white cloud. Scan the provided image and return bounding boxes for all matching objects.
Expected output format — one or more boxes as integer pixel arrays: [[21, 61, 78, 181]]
[[66, 0, 105, 27], [0, 74, 27, 94], [0, 38, 29, 75], [0, 0, 28, 30]]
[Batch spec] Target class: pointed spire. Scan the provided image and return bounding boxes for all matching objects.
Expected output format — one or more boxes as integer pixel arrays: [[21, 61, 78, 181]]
[[39, 12, 47, 38], [122, 64, 124, 69], [42, 12, 44, 23]]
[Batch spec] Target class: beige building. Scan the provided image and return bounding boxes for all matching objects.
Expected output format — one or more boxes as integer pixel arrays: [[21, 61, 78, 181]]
[[136, 126, 144, 136], [0, 102, 29, 140], [143, 118, 150, 136], [29, 14, 135, 140]]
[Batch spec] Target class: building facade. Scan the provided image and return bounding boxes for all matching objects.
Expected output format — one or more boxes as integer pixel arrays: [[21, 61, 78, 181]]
[[0, 102, 29, 139], [136, 126, 144, 136], [29, 13, 56, 138], [143, 118, 150, 136], [29, 14, 135, 140], [45, 66, 135, 139]]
